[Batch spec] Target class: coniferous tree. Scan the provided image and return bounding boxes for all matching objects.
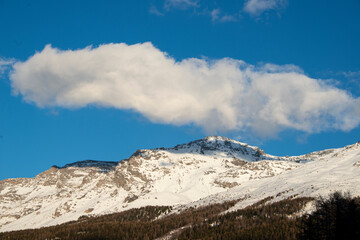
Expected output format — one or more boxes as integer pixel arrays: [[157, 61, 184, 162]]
[[300, 192, 360, 240]]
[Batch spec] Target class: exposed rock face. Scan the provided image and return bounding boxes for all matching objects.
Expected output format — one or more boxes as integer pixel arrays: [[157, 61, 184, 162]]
[[0, 136, 359, 232]]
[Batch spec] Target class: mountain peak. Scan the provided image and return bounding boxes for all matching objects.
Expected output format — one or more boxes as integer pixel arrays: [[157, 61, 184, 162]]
[[203, 135, 232, 141], [158, 136, 268, 161], [60, 160, 118, 168]]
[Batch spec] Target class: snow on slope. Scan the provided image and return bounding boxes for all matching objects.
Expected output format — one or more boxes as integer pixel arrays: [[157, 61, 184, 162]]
[[183, 140, 360, 212], [0, 136, 359, 232]]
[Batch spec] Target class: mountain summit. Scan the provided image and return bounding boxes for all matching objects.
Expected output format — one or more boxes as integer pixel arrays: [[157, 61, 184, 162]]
[[159, 136, 268, 161], [1, 137, 360, 232]]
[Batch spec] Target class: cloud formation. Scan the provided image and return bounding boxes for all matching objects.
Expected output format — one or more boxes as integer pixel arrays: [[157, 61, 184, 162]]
[[244, 0, 287, 16], [164, 0, 198, 10], [151, 0, 286, 22], [10, 43, 360, 137], [210, 9, 238, 23], [0, 58, 15, 76], [149, 5, 164, 16]]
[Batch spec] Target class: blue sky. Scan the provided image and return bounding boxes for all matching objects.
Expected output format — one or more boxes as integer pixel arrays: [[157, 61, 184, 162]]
[[0, 0, 360, 180]]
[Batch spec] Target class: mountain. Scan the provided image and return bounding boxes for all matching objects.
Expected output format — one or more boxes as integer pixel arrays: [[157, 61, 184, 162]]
[[0, 136, 359, 232]]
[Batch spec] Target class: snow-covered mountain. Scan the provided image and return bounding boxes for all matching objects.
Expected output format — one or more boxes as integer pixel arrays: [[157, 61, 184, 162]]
[[1, 136, 359, 232]]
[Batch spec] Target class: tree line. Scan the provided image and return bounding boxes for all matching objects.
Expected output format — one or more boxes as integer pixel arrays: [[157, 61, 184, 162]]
[[0, 192, 359, 239]]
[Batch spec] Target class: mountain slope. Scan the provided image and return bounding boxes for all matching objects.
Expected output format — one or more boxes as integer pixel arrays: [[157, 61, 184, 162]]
[[188, 139, 360, 212], [0, 136, 359, 232]]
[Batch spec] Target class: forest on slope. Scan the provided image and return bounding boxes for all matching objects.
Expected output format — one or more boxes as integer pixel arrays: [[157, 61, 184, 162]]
[[1, 192, 359, 240]]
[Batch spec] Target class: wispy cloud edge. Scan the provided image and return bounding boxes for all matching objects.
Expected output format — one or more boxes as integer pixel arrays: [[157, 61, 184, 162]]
[[243, 0, 288, 16]]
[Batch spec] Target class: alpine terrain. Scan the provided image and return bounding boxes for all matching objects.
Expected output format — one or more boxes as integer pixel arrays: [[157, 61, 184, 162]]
[[1, 136, 360, 233]]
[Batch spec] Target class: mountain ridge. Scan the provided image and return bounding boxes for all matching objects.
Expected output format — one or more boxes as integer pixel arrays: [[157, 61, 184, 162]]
[[43, 135, 357, 171], [54, 135, 315, 170], [1, 136, 359, 232]]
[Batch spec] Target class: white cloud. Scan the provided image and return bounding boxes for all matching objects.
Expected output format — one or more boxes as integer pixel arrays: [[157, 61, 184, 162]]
[[0, 58, 15, 76], [164, 0, 198, 10], [343, 70, 360, 80], [10, 43, 360, 137], [149, 5, 164, 16], [210, 8, 238, 23], [243, 0, 287, 16]]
